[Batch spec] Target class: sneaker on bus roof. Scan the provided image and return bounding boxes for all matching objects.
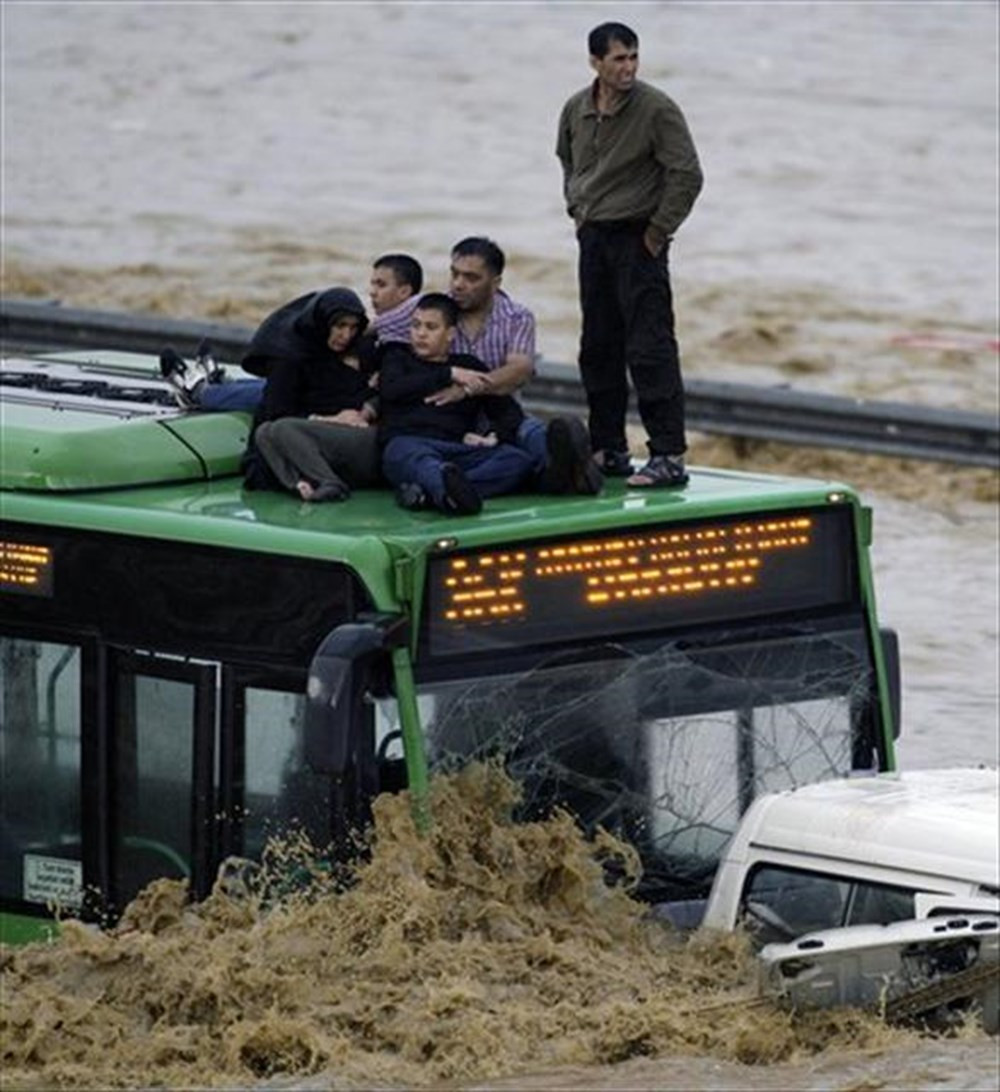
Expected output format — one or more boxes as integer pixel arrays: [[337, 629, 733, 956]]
[[395, 482, 429, 511], [195, 338, 227, 384], [159, 347, 204, 408]]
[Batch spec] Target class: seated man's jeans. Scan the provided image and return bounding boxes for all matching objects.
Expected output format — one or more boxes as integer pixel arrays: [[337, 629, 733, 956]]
[[382, 436, 536, 504], [516, 416, 548, 475]]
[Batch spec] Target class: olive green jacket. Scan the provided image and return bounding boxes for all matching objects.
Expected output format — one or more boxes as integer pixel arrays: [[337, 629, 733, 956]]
[[556, 79, 703, 251]]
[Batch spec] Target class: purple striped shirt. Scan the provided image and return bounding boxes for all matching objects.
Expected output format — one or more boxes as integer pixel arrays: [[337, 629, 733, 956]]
[[452, 290, 536, 372], [372, 296, 419, 345]]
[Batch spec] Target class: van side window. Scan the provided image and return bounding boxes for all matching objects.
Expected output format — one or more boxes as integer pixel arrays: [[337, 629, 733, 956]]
[[846, 881, 915, 925], [740, 866, 923, 945], [741, 866, 849, 944]]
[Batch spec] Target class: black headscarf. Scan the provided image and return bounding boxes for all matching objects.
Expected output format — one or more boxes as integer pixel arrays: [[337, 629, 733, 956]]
[[241, 287, 369, 378]]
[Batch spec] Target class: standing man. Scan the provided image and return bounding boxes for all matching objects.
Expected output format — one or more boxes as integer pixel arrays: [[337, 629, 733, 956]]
[[556, 22, 703, 487]]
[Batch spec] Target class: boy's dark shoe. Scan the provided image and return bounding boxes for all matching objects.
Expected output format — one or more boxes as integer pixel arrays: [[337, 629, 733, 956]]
[[159, 346, 187, 381], [596, 448, 633, 477], [195, 337, 227, 384], [542, 417, 603, 495], [159, 347, 202, 409], [395, 482, 429, 510], [440, 463, 482, 516], [626, 454, 689, 489], [570, 424, 604, 495]]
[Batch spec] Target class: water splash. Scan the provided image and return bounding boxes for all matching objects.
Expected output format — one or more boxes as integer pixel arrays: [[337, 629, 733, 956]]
[[2, 763, 916, 1090]]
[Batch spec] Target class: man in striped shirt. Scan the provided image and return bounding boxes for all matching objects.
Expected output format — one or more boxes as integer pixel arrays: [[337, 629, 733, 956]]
[[373, 237, 538, 396], [447, 236, 536, 396], [434, 236, 601, 494], [377, 237, 601, 497]]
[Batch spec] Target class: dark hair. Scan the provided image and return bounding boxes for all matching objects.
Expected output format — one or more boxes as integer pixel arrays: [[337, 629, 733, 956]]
[[450, 236, 505, 277], [373, 253, 423, 293], [416, 292, 459, 327], [588, 22, 638, 59], [313, 287, 369, 339]]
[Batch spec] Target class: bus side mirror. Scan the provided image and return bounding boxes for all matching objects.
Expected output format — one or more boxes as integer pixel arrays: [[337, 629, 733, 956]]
[[304, 613, 408, 774], [879, 627, 902, 739]]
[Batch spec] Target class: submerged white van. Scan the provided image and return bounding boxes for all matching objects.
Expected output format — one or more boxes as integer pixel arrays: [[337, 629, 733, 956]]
[[699, 767, 999, 944]]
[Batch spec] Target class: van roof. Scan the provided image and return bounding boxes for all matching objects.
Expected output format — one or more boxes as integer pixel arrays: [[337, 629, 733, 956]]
[[739, 768, 999, 888]]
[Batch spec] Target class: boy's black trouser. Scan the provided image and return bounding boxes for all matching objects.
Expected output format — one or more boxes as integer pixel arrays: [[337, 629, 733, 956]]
[[576, 220, 686, 457]]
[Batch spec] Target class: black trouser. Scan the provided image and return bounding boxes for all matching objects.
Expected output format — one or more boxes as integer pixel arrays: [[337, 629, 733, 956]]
[[576, 220, 686, 457]]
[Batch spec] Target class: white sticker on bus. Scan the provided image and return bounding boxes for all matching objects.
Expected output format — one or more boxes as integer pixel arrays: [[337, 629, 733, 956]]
[[24, 853, 83, 910]]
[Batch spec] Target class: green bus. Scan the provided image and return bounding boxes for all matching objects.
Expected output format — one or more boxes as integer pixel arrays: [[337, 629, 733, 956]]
[[0, 350, 900, 944]]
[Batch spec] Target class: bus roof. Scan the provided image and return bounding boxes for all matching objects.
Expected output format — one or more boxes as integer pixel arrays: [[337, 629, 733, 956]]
[[1, 351, 248, 491], [1, 348, 860, 565]]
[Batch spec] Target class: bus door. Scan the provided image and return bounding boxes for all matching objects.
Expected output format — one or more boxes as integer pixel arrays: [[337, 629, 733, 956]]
[[216, 665, 329, 869], [1, 632, 89, 933], [110, 653, 327, 914], [108, 649, 216, 911], [1, 630, 350, 932]]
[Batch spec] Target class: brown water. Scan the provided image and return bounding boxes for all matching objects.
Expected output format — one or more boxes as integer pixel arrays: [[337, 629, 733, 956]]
[[3, 0, 998, 410], [2, 3, 998, 1088], [7, 763, 992, 1092]]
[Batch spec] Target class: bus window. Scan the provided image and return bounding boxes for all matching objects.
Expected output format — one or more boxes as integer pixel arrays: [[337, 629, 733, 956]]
[[752, 696, 861, 793], [242, 687, 313, 858], [642, 698, 855, 898], [374, 696, 412, 763], [0, 637, 82, 909], [646, 711, 744, 863]]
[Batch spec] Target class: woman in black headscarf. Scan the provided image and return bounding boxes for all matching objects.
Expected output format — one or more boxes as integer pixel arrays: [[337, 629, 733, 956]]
[[242, 287, 381, 502]]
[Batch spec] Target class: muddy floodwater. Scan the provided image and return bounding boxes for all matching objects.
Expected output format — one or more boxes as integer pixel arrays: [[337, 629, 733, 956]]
[[3, 765, 998, 1092], [1, 1, 998, 1089]]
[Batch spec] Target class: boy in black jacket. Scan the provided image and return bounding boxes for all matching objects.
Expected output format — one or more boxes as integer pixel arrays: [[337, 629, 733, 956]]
[[379, 294, 598, 515]]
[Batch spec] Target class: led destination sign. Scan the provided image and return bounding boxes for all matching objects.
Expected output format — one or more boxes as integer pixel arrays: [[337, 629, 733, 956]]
[[424, 507, 855, 658], [0, 541, 54, 597]]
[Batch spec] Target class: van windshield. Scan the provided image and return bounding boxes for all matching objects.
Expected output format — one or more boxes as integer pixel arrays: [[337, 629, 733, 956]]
[[385, 623, 879, 901]]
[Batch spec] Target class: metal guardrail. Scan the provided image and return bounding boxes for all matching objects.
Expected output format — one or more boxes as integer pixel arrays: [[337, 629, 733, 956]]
[[2, 297, 997, 468]]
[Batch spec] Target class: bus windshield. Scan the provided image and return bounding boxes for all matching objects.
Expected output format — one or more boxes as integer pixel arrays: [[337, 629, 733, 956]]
[[380, 620, 877, 901]]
